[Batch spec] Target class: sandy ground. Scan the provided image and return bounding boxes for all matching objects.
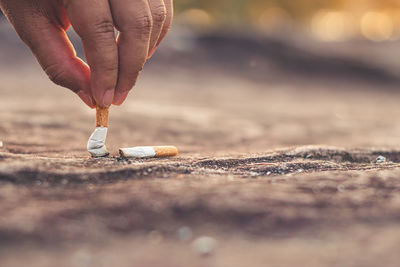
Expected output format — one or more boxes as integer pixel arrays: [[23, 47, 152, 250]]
[[2, 22, 400, 266]]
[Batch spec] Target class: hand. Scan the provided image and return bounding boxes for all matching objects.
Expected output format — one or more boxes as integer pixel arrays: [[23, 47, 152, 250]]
[[0, 0, 173, 108]]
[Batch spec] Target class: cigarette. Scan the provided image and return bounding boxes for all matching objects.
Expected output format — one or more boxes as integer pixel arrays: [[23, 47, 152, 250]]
[[119, 146, 178, 158], [87, 107, 109, 157], [96, 106, 109, 127]]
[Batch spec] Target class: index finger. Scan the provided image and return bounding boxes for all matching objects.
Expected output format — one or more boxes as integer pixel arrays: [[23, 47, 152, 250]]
[[64, 0, 118, 107]]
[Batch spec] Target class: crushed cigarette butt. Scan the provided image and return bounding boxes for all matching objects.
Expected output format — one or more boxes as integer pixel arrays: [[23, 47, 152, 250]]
[[87, 127, 109, 157], [119, 146, 178, 158], [87, 107, 109, 157]]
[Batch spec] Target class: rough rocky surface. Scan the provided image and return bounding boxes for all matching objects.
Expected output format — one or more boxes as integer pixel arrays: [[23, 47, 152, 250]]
[[2, 22, 400, 266]]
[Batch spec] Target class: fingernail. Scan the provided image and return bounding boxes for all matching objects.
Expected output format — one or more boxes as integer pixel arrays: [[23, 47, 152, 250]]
[[103, 90, 114, 107], [78, 91, 96, 108], [113, 91, 130, 105]]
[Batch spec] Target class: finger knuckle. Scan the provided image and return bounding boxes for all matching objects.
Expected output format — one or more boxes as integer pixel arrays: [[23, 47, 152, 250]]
[[44, 63, 69, 89], [92, 20, 115, 37], [128, 13, 153, 33], [119, 12, 153, 39], [152, 4, 167, 24], [94, 63, 118, 74]]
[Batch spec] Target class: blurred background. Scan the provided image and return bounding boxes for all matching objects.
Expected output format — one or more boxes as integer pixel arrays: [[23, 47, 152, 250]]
[[175, 0, 400, 42]]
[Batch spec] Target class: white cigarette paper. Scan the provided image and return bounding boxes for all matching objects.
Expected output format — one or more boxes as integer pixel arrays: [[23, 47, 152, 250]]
[[119, 146, 178, 158], [87, 127, 109, 157], [119, 146, 156, 158]]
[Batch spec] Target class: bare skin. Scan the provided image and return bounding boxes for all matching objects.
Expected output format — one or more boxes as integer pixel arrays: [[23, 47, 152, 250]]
[[0, 0, 173, 108]]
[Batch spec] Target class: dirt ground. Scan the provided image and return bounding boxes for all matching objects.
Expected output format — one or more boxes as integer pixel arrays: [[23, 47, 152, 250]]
[[2, 22, 400, 266]]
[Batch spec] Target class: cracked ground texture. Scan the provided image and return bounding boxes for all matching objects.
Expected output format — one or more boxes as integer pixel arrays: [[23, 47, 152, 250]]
[[2, 21, 400, 266]]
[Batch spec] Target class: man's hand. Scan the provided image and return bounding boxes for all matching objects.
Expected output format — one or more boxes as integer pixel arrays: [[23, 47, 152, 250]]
[[0, 0, 173, 107]]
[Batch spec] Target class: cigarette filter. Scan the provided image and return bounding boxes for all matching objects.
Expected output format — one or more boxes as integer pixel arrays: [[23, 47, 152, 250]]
[[96, 106, 109, 127]]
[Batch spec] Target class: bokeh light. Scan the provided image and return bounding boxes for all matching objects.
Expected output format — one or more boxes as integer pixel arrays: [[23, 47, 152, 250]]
[[177, 8, 215, 29], [257, 7, 292, 33], [311, 10, 356, 42], [361, 11, 394, 41], [173, 0, 400, 42]]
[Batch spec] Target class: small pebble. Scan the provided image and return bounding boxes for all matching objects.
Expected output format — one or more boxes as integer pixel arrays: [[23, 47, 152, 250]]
[[374, 155, 386, 164], [191, 236, 217, 256], [337, 184, 346, 193]]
